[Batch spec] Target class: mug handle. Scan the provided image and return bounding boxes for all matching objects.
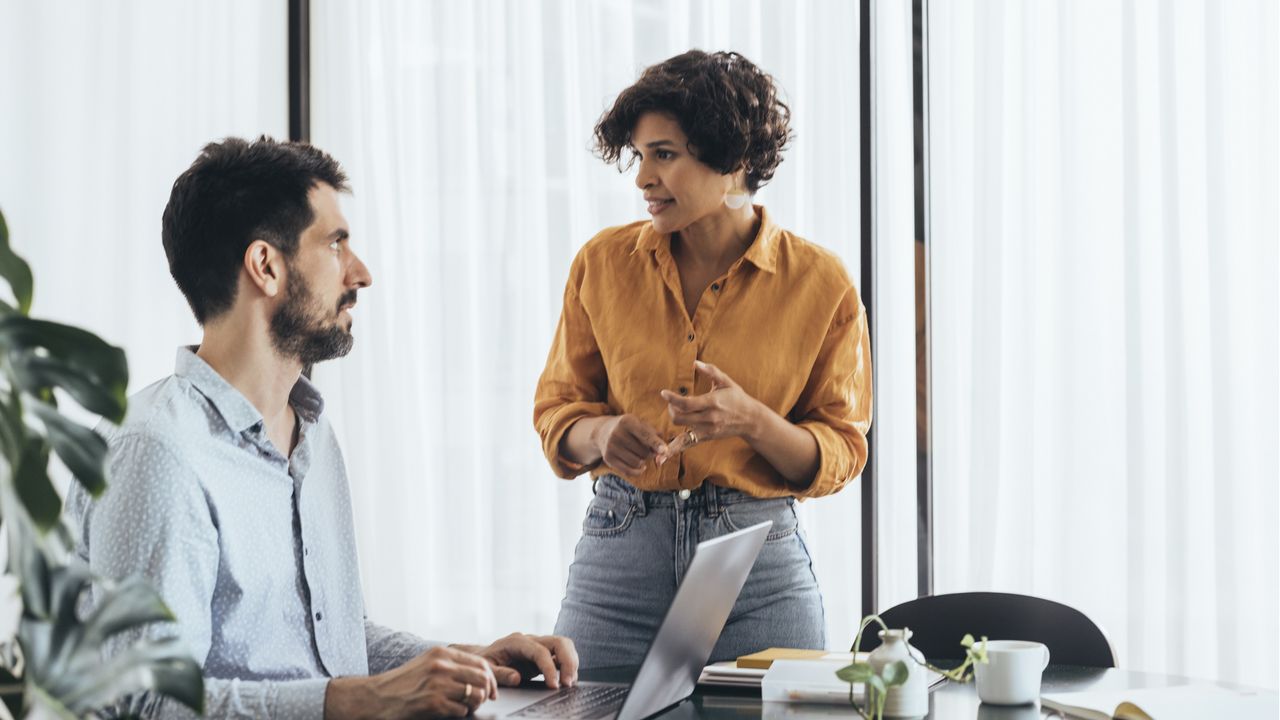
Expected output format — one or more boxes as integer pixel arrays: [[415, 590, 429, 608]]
[[1041, 645, 1051, 671]]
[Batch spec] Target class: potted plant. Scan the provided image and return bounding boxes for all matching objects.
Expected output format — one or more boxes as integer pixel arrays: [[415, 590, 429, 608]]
[[0, 207, 202, 718], [837, 614, 988, 720]]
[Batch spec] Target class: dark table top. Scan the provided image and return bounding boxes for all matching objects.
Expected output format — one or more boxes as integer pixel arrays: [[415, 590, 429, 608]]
[[578, 664, 1267, 719]]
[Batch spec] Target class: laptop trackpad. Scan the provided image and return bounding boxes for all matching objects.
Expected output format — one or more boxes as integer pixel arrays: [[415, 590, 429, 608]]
[[472, 685, 559, 719]]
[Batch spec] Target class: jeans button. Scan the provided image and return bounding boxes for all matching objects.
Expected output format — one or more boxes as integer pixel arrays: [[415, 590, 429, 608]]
[[678, 489, 691, 500]]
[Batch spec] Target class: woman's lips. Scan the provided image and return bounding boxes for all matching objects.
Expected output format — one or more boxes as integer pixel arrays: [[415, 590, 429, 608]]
[[647, 199, 674, 214]]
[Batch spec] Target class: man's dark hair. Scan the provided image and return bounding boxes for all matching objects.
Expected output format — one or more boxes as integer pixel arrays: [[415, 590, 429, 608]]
[[161, 136, 349, 324], [594, 50, 793, 193]]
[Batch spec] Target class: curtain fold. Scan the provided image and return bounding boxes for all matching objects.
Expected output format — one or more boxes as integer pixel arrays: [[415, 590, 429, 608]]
[[929, 0, 1278, 688]]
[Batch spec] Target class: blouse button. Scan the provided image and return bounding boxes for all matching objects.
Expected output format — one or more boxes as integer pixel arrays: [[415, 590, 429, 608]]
[[678, 386, 688, 395], [711, 283, 721, 291], [687, 333, 695, 342]]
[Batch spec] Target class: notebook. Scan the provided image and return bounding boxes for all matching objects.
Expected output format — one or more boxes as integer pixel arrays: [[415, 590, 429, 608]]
[[1040, 683, 1279, 719]]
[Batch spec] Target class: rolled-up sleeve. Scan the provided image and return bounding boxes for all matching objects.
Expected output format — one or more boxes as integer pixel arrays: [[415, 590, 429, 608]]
[[792, 288, 873, 498], [533, 257, 612, 478]]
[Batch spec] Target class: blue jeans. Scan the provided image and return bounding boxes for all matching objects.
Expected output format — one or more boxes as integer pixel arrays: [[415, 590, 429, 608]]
[[555, 474, 827, 669]]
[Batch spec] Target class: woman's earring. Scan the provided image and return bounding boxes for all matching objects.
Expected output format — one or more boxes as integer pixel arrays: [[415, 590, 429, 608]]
[[724, 189, 750, 209]]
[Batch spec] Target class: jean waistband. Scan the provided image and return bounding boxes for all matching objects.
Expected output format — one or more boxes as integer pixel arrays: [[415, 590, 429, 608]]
[[592, 474, 792, 516]]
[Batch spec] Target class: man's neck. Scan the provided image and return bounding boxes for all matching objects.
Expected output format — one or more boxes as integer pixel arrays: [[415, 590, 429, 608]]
[[196, 315, 302, 439]]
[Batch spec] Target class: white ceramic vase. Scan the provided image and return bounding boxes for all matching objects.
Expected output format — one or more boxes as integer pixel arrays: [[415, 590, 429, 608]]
[[867, 628, 930, 719]]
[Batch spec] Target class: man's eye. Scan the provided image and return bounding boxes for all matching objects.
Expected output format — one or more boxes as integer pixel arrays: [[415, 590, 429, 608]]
[[329, 240, 342, 251]]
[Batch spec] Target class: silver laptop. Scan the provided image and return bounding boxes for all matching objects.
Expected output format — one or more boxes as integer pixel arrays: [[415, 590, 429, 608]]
[[475, 520, 772, 720]]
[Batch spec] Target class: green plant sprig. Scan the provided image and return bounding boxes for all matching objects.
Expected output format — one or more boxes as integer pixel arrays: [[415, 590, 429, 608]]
[[836, 614, 989, 720]]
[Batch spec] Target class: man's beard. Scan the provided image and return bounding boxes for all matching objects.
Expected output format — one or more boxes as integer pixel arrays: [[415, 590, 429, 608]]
[[269, 266, 357, 366]]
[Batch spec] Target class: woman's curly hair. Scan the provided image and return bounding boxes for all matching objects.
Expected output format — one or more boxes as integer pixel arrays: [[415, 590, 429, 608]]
[[594, 50, 793, 193]]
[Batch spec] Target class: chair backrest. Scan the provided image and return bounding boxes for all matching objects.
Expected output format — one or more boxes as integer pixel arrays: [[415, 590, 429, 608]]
[[855, 592, 1117, 667]]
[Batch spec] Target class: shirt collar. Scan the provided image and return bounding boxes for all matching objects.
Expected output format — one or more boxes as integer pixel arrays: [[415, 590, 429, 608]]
[[175, 346, 326, 433], [633, 204, 780, 274]]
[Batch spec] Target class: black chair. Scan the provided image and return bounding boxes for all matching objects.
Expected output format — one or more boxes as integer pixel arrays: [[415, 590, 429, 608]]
[[854, 592, 1117, 667]]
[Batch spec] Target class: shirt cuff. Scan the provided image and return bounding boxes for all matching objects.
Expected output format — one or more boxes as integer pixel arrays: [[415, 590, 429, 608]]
[[794, 421, 862, 499], [538, 401, 611, 478], [273, 677, 331, 718]]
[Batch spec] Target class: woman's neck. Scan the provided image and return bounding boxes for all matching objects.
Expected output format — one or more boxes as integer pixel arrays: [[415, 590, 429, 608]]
[[675, 203, 761, 269]]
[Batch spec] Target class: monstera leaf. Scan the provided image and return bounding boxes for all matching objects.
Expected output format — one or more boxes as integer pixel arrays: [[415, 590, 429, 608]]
[[0, 206, 203, 717], [14, 546, 202, 718]]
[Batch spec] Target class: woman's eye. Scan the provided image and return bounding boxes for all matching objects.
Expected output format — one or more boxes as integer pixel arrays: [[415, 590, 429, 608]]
[[657, 150, 674, 160]]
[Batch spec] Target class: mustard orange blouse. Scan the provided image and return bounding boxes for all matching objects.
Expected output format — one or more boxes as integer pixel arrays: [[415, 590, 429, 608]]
[[533, 206, 872, 499]]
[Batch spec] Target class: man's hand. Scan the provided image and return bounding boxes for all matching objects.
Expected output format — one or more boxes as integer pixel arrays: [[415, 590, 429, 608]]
[[659, 361, 765, 460], [325, 645, 498, 719], [454, 632, 579, 690], [592, 414, 669, 477]]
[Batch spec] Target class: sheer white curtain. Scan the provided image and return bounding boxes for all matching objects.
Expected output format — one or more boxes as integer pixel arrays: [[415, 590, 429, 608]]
[[308, 0, 897, 648], [928, 0, 1278, 688], [0, 1, 286, 398]]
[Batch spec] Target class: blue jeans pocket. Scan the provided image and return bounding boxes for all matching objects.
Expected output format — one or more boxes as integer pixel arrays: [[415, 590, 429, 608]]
[[721, 497, 798, 542], [581, 492, 636, 537]]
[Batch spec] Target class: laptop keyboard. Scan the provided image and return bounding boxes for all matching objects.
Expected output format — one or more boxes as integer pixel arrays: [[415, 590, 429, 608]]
[[509, 684, 629, 719]]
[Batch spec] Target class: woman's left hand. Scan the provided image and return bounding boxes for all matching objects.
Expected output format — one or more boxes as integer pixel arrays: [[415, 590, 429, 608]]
[[659, 361, 764, 462]]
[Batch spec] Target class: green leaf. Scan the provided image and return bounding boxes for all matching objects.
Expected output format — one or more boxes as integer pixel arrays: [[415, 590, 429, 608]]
[[0, 316, 128, 422], [14, 437, 61, 532], [13, 354, 123, 421], [881, 660, 910, 687], [0, 664, 25, 718], [55, 638, 203, 715], [30, 402, 109, 497], [0, 208, 33, 316], [867, 674, 886, 696], [74, 576, 174, 653], [836, 661, 875, 684]]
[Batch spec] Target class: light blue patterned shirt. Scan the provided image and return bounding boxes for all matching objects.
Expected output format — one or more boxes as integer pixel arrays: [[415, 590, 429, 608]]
[[67, 347, 435, 718]]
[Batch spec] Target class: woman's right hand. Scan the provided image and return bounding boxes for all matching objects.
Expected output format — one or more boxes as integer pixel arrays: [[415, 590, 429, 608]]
[[592, 414, 669, 477]]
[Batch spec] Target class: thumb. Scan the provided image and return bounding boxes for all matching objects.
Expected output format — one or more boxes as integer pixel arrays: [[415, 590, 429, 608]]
[[695, 360, 734, 389], [494, 665, 523, 686]]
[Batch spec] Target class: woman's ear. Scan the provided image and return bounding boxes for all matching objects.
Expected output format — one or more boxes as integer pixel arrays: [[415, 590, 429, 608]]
[[243, 240, 284, 298]]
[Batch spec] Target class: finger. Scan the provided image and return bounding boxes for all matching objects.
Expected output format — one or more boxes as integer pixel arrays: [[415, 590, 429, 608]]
[[669, 408, 716, 427], [659, 389, 698, 410], [662, 391, 716, 415], [490, 663, 524, 687], [450, 649, 500, 700], [615, 431, 658, 461], [607, 447, 649, 476], [544, 636, 580, 686], [517, 639, 563, 690], [628, 422, 668, 456], [695, 360, 735, 388], [430, 696, 472, 718]]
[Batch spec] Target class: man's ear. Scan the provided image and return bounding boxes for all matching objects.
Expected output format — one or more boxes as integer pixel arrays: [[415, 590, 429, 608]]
[[243, 240, 285, 298]]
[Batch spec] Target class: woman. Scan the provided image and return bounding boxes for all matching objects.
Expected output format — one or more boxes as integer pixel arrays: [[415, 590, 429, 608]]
[[534, 50, 872, 668]]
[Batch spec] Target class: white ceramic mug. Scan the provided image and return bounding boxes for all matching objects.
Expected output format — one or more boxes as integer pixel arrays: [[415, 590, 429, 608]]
[[974, 640, 1051, 705]]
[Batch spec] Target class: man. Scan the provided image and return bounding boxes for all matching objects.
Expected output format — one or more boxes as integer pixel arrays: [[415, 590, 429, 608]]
[[67, 137, 577, 718]]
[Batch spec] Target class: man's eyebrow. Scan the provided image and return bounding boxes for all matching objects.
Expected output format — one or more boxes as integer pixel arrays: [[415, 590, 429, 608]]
[[327, 228, 350, 241]]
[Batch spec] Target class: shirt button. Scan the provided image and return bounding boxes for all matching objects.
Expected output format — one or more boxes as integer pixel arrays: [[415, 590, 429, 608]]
[[711, 283, 721, 291], [304, 547, 310, 556], [687, 333, 695, 342], [315, 611, 323, 622], [678, 489, 692, 500], [678, 386, 688, 395]]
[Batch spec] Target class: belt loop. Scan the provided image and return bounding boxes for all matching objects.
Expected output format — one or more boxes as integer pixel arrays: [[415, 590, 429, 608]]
[[706, 482, 720, 517], [591, 477, 599, 495], [632, 483, 648, 516]]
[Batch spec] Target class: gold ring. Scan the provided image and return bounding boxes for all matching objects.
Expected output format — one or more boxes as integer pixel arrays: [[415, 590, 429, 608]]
[[462, 682, 472, 702], [686, 429, 699, 445]]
